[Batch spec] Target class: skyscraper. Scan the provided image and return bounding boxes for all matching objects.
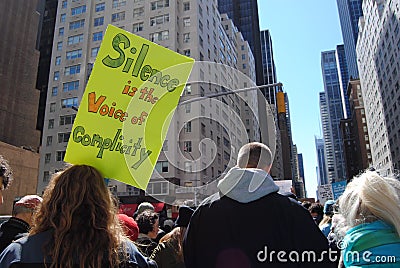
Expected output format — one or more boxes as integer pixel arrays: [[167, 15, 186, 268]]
[[320, 48, 347, 182], [356, 0, 399, 175], [336, 44, 350, 118], [260, 29, 278, 105], [36, 0, 58, 139], [295, 152, 306, 198], [315, 137, 328, 186], [336, 0, 363, 80], [217, 0, 263, 85]]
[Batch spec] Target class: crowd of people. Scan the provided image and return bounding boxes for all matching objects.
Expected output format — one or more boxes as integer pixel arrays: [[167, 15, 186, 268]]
[[0, 141, 399, 267]]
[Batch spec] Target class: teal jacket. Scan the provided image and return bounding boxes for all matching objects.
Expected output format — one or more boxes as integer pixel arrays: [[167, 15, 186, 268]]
[[342, 220, 400, 267]]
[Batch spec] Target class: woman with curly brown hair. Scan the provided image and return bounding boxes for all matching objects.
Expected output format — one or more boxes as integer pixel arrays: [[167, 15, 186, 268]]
[[0, 164, 157, 268]]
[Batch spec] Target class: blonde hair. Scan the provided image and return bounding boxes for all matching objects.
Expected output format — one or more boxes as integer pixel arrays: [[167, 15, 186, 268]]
[[31, 165, 127, 268], [338, 171, 400, 236], [237, 142, 272, 170]]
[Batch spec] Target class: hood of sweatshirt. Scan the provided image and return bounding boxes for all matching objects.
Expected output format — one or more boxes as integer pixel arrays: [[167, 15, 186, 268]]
[[217, 166, 279, 203]]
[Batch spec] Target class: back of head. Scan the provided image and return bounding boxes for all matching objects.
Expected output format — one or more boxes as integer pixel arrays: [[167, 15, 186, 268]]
[[31, 165, 124, 267], [323, 200, 335, 216], [175, 206, 194, 228], [309, 203, 323, 215], [136, 210, 159, 234], [118, 213, 139, 241], [13, 195, 43, 216], [339, 170, 400, 236], [237, 142, 272, 170], [302, 201, 312, 210], [136, 202, 154, 216]]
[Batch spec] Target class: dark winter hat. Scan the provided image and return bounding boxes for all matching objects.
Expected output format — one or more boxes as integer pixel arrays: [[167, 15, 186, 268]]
[[323, 200, 335, 215], [175, 205, 194, 227]]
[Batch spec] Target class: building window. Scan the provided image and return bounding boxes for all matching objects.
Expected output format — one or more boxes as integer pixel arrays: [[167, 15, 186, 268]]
[[58, 132, 71, 143], [60, 114, 76, 126], [71, 5, 86, 16], [133, 22, 144, 33], [183, 2, 190, 11], [57, 42, 62, 51], [155, 161, 169, 173], [46, 136, 53, 146], [53, 71, 59, 81], [112, 11, 125, 22], [69, 19, 85, 30], [51, 87, 58, 96], [146, 181, 168, 195], [151, 0, 169, 10], [183, 17, 190, 27], [61, 97, 78, 108], [56, 151, 66, 162], [93, 31, 103, 41], [61, 0, 67, 8], [133, 7, 144, 18], [184, 141, 192, 152], [43, 171, 50, 183], [66, 49, 82, 60], [112, 0, 126, 8], [183, 33, 190, 43], [94, 17, 104, 27], [55, 56, 61, 65], [149, 31, 169, 42], [60, 14, 66, 23], [91, 47, 100, 57], [64, 64, 81, 76], [183, 49, 190, 57], [63, 80, 79, 92], [48, 119, 54, 129], [95, 3, 105, 12], [185, 103, 191, 113], [45, 153, 51, 164], [68, 34, 84, 45], [150, 14, 169, 26], [184, 121, 192, 132], [58, 27, 64, 36], [50, 103, 56, 112]]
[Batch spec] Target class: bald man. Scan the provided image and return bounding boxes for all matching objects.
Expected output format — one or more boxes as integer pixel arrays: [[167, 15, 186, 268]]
[[0, 195, 43, 252], [183, 142, 334, 267]]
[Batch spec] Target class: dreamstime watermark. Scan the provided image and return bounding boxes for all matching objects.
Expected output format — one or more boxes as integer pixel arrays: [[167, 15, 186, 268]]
[[256, 242, 397, 264]]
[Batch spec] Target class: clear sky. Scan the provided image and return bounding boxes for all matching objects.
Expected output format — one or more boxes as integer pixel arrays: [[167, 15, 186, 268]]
[[257, 0, 344, 198]]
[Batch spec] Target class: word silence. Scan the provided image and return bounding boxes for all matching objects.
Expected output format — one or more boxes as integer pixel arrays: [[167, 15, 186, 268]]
[[102, 33, 180, 92]]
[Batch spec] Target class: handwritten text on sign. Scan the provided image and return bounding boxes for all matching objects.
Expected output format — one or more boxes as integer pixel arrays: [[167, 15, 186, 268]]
[[64, 25, 194, 189]]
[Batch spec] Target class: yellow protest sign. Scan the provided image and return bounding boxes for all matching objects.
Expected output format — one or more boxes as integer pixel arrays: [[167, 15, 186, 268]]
[[64, 25, 194, 189]]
